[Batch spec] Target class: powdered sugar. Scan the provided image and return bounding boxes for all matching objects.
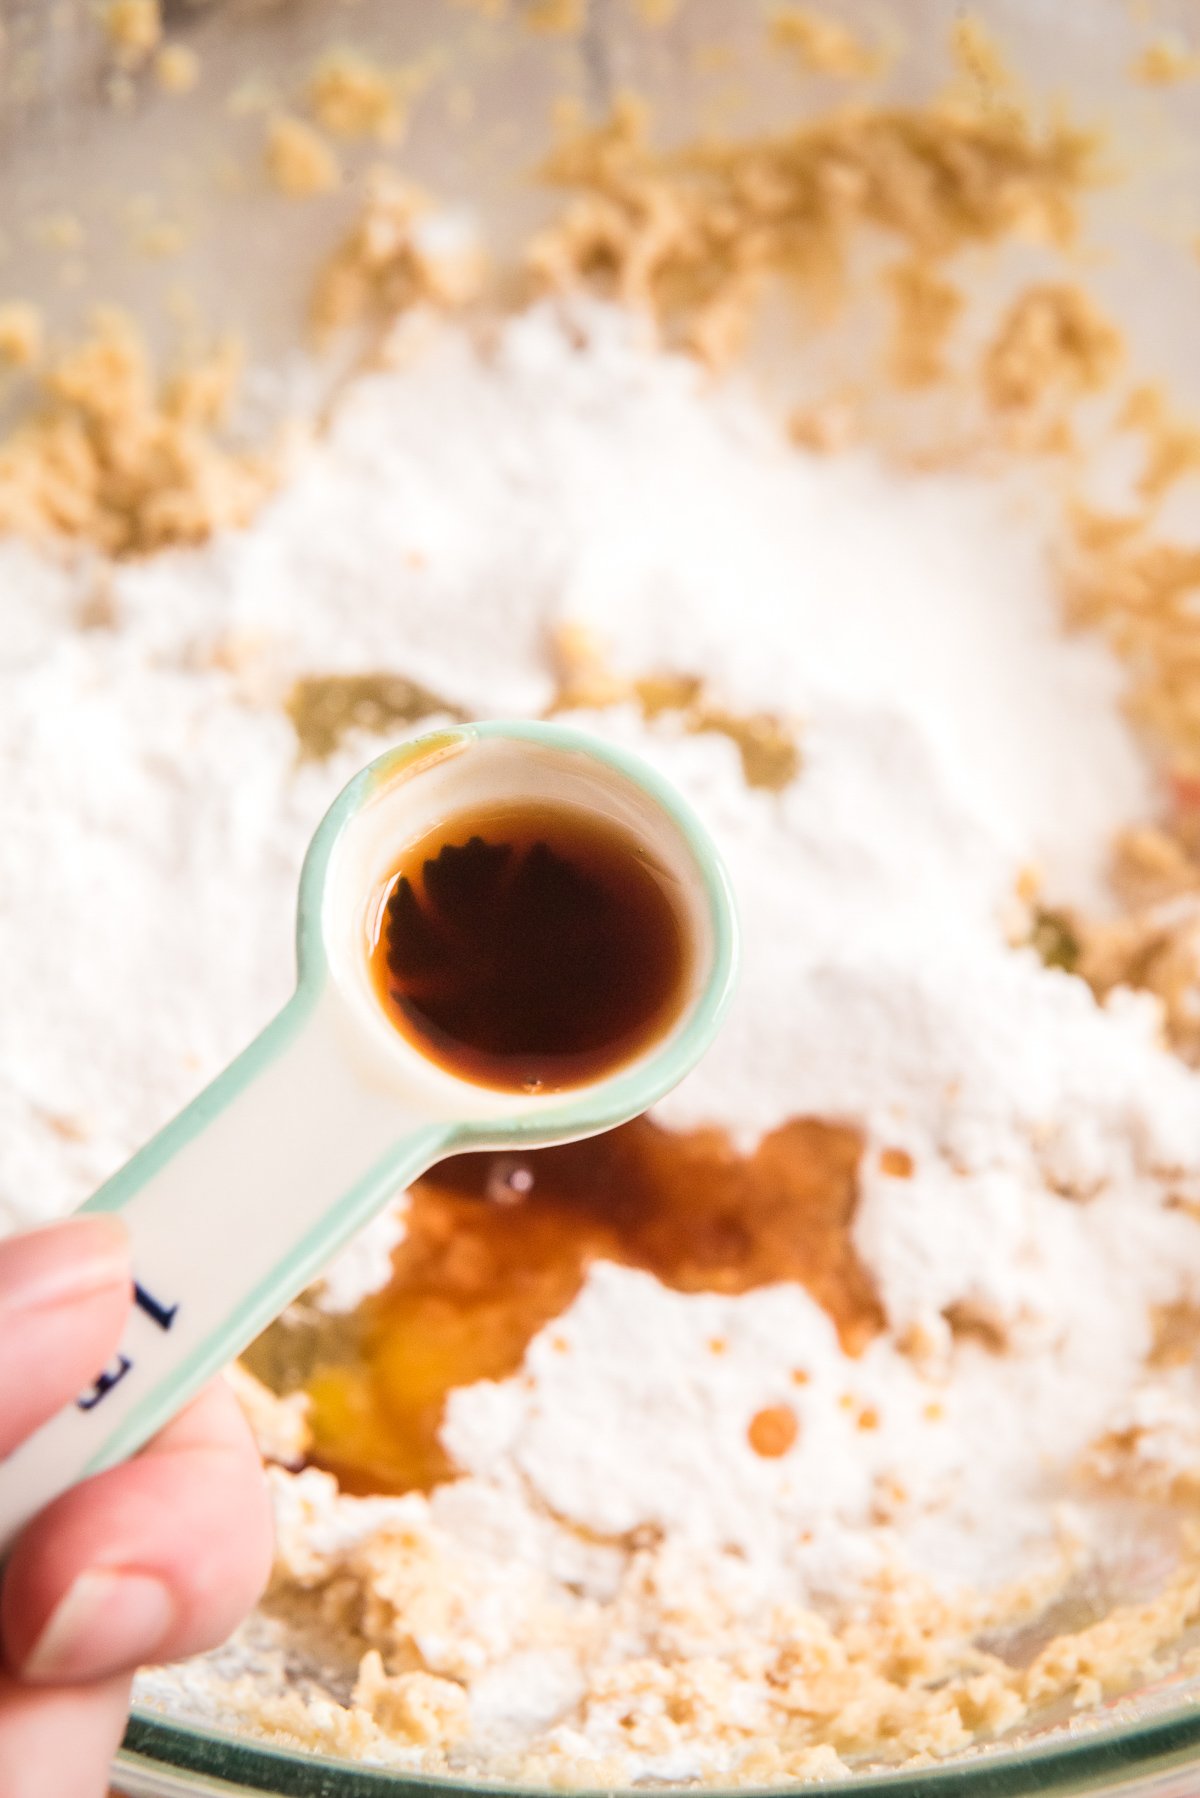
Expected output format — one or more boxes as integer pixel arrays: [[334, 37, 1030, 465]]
[[0, 636, 311, 1229]]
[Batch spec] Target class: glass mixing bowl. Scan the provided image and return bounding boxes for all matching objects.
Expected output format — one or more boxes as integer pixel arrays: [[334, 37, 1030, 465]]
[[113, 1702, 1200, 1798], [3, 0, 1200, 1791]]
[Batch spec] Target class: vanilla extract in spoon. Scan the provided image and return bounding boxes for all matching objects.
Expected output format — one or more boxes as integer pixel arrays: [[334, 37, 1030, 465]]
[[371, 804, 692, 1093]]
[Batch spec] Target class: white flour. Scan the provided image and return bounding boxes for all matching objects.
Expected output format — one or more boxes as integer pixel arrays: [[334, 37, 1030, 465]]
[[3, 301, 1200, 1763]]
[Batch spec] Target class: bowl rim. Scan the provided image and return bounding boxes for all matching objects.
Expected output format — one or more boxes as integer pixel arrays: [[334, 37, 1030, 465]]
[[119, 1694, 1200, 1797]]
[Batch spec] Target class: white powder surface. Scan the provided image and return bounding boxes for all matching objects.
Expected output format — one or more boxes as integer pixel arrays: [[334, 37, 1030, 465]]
[[2, 301, 1200, 1770]]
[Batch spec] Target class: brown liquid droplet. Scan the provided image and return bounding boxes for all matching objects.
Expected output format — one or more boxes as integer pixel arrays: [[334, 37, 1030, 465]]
[[747, 1403, 800, 1458], [303, 1117, 883, 1494], [1150, 1300, 1200, 1369], [370, 804, 691, 1092]]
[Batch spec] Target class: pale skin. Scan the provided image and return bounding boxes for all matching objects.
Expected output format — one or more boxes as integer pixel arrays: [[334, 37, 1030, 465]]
[[0, 1214, 274, 1798]]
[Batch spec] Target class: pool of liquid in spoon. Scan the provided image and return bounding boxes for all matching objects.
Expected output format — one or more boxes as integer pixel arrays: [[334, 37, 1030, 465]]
[[369, 802, 691, 1093]]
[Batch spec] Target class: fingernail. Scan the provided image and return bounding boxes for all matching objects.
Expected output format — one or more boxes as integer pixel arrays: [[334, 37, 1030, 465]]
[[0, 1215, 129, 1318], [21, 1569, 175, 1683]]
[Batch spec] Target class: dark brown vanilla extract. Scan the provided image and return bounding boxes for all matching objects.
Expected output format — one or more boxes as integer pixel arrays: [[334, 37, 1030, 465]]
[[369, 804, 691, 1092]]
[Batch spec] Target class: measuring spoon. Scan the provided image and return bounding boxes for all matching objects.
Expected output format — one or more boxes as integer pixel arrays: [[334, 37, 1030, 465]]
[[0, 720, 738, 1553]]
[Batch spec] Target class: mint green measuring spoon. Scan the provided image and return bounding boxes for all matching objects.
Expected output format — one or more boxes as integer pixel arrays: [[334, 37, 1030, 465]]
[[0, 720, 737, 1554]]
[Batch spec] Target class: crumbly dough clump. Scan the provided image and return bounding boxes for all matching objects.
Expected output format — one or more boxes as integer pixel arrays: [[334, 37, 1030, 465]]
[[768, 7, 881, 79], [529, 93, 1100, 365], [0, 311, 282, 555], [307, 50, 410, 143], [551, 624, 801, 790], [168, 1465, 1200, 1786], [265, 116, 341, 198], [0, 182, 483, 550], [0, 302, 44, 369], [982, 284, 1123, 415], [154, 43, 200, 94], [524, 0, 587, 36], [310, 171, 484, 342], [1131, 37, 1200, 86], [103, 0, 162, 65]]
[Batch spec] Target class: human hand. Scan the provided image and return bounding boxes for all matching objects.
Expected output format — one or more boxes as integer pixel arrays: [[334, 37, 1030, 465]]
[[0, 1215, 274, 1798]]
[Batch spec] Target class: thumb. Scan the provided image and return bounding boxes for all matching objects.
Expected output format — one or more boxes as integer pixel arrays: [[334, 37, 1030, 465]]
[[0, 1216, 132, 1458]]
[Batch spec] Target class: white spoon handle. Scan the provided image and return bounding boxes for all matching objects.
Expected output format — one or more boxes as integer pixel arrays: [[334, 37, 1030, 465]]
[[0, 989, 451, 1556]]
